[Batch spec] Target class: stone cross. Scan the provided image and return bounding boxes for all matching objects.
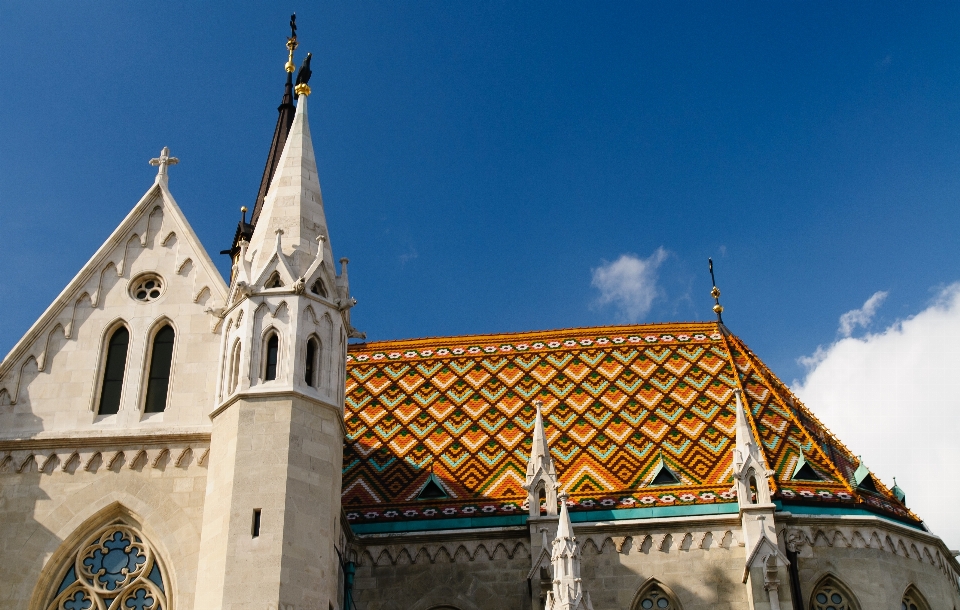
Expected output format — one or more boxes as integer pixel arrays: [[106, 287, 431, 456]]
[[149, 147, 179, 177]]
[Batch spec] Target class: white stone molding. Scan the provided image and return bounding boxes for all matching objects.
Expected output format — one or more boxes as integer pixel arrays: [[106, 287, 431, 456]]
[[0, 433, 210, 475], [355, 539, 529, 566], [784, 520, 960, 589]]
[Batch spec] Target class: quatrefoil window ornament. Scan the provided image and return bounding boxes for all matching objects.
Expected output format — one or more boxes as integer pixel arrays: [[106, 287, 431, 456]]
[[46, 523, 168, 610]]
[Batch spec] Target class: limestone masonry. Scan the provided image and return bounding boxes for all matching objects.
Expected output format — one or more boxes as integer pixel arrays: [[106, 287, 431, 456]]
[[1, 31, 958, 610]]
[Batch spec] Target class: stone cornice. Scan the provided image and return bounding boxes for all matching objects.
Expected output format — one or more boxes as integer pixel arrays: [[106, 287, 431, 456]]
[[0, 431, 210, 451], [779, 511, 960, 574]]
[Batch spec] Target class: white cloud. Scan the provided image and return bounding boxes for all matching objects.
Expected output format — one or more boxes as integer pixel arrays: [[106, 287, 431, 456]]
[[837, 290, 888, 337], [794, 284, 960, 549], [591, 249, 668, 322]]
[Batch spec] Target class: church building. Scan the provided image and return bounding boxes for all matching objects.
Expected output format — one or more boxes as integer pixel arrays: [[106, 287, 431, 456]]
[[1, 21, 958, 610]]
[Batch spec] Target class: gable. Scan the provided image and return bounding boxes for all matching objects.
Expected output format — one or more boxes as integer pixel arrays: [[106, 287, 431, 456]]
[[0, 180, 228, 435]]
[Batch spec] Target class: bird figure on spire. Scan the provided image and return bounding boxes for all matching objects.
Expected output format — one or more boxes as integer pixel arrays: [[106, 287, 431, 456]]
[[296, 53, 313, 87]]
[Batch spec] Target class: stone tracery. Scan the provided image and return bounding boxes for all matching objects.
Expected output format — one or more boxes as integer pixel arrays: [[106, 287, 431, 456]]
[[46, 523, 168, 610]]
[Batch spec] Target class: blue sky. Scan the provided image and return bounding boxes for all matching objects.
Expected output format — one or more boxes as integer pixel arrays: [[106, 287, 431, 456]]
[[2, 2, 960, 381]]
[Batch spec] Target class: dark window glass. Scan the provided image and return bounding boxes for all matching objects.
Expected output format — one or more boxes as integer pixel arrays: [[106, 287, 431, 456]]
[[265, 334, 279, 381], [145, 325, 175, 413], [311, 279, 327, 297], [98, 327, 129, 415], [305, 339, 317, 387]]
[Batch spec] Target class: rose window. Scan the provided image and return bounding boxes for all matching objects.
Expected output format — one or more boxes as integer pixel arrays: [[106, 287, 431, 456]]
[[47, 523, 168, 610], [131, 276, 164, 303]]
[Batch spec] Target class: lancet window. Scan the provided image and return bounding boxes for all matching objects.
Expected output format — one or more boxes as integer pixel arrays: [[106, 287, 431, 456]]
[[46, 522, 169, 610], [228, 340, 242, 394], [305, 336, 320, 387], [310, 278, 327, 297], [263, 331, 280, 381], [144, 325, 175, 413], [98, 327, 130, 415]]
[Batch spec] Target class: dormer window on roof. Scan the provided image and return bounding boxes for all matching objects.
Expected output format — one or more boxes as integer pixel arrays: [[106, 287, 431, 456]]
[[791, 450, 822, 481], [417, 471, 449, 500], [853, 458, 878, 493], [648, 454, 681, 486]]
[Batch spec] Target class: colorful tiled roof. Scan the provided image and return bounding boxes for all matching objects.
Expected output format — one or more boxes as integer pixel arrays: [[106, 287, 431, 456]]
[[342, 323, 915, 526]]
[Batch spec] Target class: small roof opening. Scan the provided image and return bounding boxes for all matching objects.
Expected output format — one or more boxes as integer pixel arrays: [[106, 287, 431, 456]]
[[791, 451, 821, 481], [417, 472, 449, 500], [853, 458, 878, 492], [648, 455, 681, 486]]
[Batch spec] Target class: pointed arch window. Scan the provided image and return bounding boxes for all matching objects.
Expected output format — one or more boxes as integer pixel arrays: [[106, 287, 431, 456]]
[[305, 336, 320, 387], [228, 340, 242, 394], [810, 577, 859, 610], [144, 325, 175, 413], [98, 327, 129, 415], [632, 581, 681, 610], [310, 278, 327, 298], [263, 332, 280, 381], [266, 272, 283, 288], [46, 522, 169, 610], [902, 586, 930, 610]]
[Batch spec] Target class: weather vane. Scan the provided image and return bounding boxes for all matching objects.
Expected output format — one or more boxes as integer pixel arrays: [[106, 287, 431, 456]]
[[708, 258, 724, 323], [285, 13, 299, 73]]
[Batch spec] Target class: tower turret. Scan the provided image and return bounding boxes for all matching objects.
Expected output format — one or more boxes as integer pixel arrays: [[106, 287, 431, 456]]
[[194, 22, 355, 610]]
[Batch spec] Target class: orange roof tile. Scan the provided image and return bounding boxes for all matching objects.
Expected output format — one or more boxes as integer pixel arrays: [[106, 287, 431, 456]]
[[342, 323, 914, 526]]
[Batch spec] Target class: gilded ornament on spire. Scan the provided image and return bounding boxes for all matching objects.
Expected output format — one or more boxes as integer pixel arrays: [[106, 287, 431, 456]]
[[708, 258, 724, 323], [285, 13, 299, 73]]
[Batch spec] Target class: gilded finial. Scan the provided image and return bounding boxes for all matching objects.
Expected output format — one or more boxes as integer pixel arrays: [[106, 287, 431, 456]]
[[285, 13, 299, 73], [708, 258, 724, 323], [240, 206, 248, 224]]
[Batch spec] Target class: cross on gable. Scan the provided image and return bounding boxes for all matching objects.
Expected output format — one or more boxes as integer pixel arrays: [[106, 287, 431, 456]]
[[149, 146, 179, 177]]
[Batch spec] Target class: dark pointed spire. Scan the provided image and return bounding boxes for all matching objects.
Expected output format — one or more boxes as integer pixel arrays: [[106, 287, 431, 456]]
[[222, 15, 299, 265]]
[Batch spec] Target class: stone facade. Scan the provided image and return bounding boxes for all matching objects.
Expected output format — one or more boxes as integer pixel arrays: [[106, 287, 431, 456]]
[[1, 63, 959, 610]]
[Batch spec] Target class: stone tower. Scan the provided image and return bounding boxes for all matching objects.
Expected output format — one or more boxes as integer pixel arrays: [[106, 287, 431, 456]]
[[193, 75, 360, 609]]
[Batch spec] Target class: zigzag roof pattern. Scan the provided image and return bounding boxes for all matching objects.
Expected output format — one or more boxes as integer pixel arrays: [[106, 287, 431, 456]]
[[342, 322, 915, 526]]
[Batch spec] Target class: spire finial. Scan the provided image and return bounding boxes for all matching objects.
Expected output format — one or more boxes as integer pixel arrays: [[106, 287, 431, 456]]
[[149, 147, 179, 182], [708, 258, 724, 323], [240, 206, 248, 224], [285, 14, 299, 73]]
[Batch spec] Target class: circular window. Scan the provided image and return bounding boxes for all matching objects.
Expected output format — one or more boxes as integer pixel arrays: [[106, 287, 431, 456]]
[[131, 275, 164, 302]]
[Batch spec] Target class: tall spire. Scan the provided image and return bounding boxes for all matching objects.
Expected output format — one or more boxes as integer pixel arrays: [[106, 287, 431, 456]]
[[523, 400, 559, 517], [243, 79, 333, 282], [545, 494, 594, 610], [223, 15, 299, 263]]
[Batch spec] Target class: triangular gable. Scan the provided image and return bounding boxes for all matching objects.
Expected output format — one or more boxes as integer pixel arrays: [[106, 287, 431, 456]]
[[741, 535, 790, 583], [0, 177, 228, 401]]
